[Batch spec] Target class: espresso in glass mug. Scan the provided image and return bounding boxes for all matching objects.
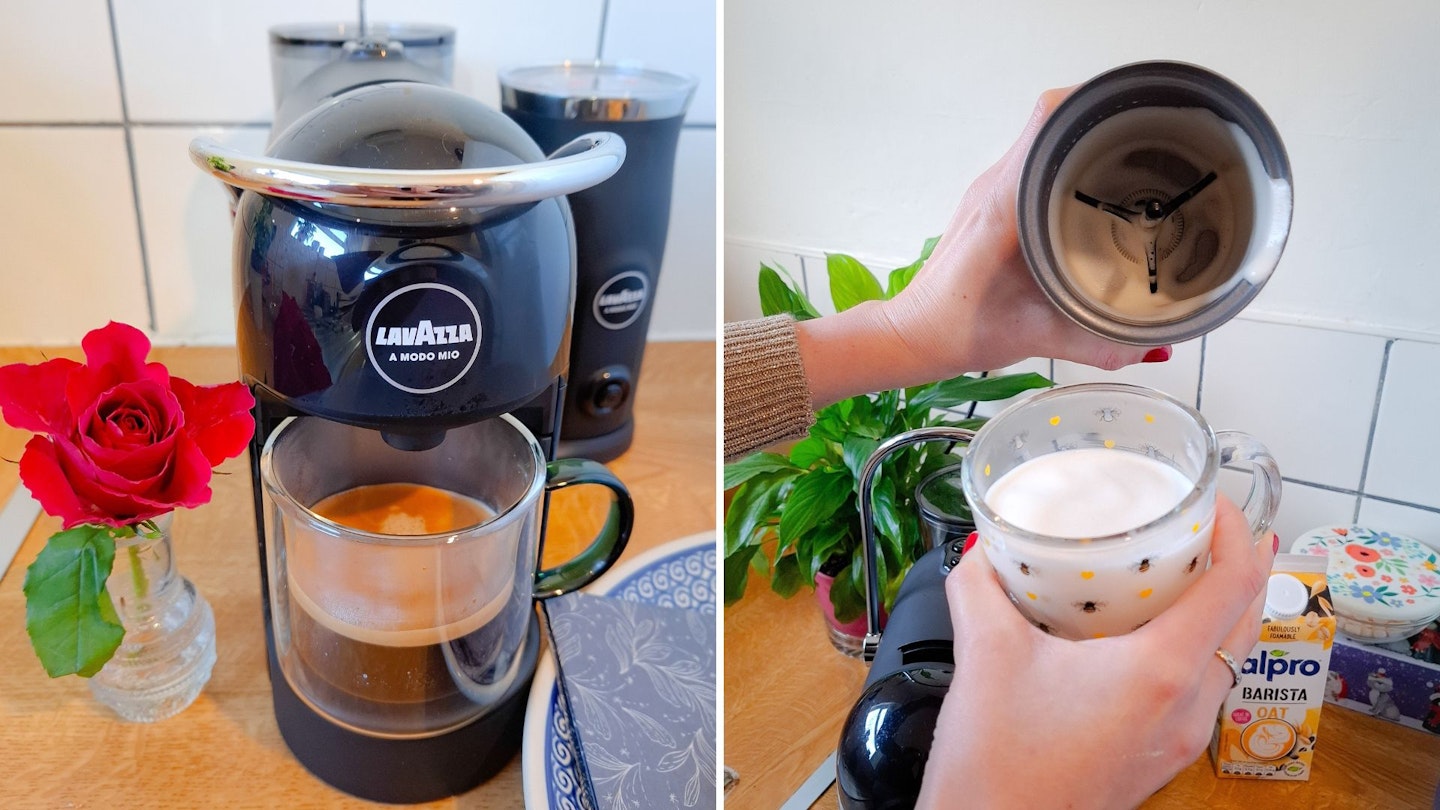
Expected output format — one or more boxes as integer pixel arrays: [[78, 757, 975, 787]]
[[261, 415, 631, 738], [960, 383, 1280, 640]]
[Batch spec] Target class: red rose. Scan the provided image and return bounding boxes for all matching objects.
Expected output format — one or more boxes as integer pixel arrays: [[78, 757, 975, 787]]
[[0, 322, 254, 528]]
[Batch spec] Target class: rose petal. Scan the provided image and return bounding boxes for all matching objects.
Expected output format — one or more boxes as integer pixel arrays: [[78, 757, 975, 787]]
[[17, 436, 109, 528], [0, 358, 80, 435], [170, 378, 255, 466], [65, 325, 170, 419], [80, 322, 153, 381], [80, 431, 177, 483], [51, 437, 160, 523], [151, 431, 216, 510], [79, 380, 180, 456]]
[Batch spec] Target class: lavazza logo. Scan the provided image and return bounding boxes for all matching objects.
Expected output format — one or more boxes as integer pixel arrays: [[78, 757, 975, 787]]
[[592, 270, 649, 330], [365, 282, 482, 395]]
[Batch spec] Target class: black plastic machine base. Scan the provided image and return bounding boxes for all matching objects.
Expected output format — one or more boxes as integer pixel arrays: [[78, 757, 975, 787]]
[[268, 613, 541, 804], [558, 418, 634, 463]]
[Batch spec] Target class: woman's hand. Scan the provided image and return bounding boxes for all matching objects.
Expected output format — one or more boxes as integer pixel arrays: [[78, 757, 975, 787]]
[[917, 495, 1276, 810], [797, 88, 1168, 408]]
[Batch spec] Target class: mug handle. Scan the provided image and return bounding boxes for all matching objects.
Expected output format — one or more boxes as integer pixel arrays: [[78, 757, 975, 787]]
[[1215, 430, 1283, 542], [534, 458, 634, 598]]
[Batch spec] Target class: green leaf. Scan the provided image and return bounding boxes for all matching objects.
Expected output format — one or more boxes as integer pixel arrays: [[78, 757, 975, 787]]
[[872, 474, 902, 544], [723, 472, 793, 556], [810, 402, 852, 443], [841, 435, 881, 482], [829, 560, 867, 624], [724, 545, 759, 605], [802, 520, 851, 584], [908, 372, 1054, 412], [788, 436, 832, 469], [724, 452, 798, 491], [758, 263, 821, 320], [778, 470, 853, 548], [23, 526, 125, 678], [827, 253, 884, 312], [885, 236, 941, 298], [771, 555, 804, 598]]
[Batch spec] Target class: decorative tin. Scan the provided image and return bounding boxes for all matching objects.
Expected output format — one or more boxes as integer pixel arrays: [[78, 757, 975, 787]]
[[1292, 526, 1440, 643]]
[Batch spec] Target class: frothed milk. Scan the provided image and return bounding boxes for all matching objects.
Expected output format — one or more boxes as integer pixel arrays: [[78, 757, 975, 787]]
[[981, 448, 1211, 639], [987, 447, 1194, 538]]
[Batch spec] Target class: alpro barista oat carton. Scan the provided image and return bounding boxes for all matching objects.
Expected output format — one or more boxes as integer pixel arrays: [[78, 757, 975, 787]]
[[1211, 554, 1335, 780]]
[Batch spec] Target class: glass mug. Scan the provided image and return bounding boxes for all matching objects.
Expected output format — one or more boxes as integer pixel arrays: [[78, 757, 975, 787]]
[[960, 383, 1280, 640], [260, 414, 631, 738]]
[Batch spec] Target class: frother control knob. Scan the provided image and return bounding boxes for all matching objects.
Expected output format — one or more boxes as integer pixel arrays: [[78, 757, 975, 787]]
[[585, 366, 632, 415]]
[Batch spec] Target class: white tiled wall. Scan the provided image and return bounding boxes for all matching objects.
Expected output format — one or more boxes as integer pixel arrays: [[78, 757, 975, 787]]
[[0, 0, 715, 346]]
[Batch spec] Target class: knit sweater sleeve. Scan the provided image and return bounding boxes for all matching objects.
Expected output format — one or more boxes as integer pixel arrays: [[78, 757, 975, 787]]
[[723, 314, 816, 461]]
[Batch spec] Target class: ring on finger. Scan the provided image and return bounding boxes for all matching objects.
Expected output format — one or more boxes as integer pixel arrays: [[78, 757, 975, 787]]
[[1214, 647, 1242, 689]]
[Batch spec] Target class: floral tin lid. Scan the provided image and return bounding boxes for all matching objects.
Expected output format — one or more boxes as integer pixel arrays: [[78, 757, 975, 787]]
[[1292, 526, 1440, 640]]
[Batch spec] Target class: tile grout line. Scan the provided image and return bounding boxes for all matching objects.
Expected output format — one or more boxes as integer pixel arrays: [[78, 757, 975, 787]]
[[1352, 339, 1394, 523], [1195, 335, 1207, 411], [596, 0, 612, 60], [105, 0, 157, 334]]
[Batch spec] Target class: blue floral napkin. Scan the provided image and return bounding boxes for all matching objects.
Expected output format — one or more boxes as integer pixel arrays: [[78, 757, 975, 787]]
[[544, 591, 717, 809]]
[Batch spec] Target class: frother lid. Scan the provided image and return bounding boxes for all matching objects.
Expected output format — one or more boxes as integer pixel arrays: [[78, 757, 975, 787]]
[[500, 62, 696, 121]]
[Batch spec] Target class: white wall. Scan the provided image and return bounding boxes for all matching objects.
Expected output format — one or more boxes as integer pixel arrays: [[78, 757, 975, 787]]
[[725, 1, 1440, 545], [0, 0, 716, 345]]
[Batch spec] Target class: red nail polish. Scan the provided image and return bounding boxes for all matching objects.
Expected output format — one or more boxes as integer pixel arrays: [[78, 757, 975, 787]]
[[962, 531, 980, 554], [1142, 346, 1172, 363], [1273, 533, 1280, 554]]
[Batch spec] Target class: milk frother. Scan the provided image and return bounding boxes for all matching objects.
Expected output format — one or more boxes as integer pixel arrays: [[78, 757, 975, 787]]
[[1018, 61, 1292, 346], [500, 63, 696, 461]]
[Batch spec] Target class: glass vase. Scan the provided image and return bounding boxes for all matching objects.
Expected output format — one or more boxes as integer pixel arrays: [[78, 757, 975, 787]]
[[88, 513, 217, 722]]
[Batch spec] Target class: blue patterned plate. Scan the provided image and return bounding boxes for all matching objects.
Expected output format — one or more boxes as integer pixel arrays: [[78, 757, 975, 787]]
[[522, 532, 717, 809]]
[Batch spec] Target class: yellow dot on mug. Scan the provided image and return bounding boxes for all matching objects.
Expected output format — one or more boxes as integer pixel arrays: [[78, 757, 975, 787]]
[[1026, 592, 1038, 600], [1104, 439, 1116, 449], [1145, 414, 1155, 423], [1081, 571, 1095, 580], [1139, 588, 1153, 599], [984, 464, 991, 476], [1193, 522, 1201, 533], [1050, 416, 1061, 426]]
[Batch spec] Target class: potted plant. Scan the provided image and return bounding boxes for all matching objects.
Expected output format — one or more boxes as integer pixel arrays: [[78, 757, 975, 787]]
[[723, 239, 1052, 652]]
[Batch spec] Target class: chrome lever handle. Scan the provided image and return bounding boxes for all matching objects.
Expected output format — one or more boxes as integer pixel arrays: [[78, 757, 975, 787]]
[[188, 132, 625, 209]]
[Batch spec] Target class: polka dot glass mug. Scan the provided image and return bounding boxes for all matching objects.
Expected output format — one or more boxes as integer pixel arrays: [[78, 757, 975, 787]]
[[960, 383, 1280, 640]]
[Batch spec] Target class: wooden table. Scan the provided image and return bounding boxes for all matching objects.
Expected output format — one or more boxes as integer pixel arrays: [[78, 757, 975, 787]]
[[724, 574, 1440, 808], [0, 341, 715, 809]]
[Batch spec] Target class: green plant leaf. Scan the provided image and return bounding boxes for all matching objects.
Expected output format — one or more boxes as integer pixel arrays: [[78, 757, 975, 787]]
[[724, 452, 798, 491], [778, 469, 852, 548], [829, 559, 866, 624], [22, 526, 125, 678], [723, 472, 793, 556], [841, 435, 881, 482], [810, 402, 852, 444], [758, 263, 821, 320], [827, 253, 884, 312], [885, 236, 941, 298], [872, 474, 902, 545], [723, 545, 759, 605], [789, 436, 832, 469], [908, 372, 1053, 412], [771, 554, 804, 598], [802, 520, 851, 584]]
